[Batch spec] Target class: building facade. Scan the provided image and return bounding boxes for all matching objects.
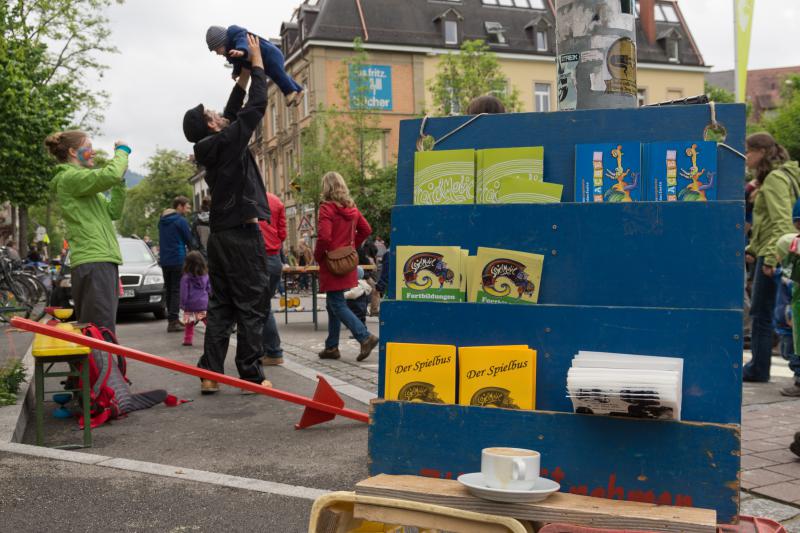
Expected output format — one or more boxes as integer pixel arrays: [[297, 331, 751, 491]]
[[193, 0, 707, 245], [706, 65, 800, 122]]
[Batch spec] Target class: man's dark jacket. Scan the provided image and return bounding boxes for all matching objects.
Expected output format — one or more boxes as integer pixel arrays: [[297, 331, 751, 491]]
[[158, 209, 194, 267], [193, 67, 270, 232]]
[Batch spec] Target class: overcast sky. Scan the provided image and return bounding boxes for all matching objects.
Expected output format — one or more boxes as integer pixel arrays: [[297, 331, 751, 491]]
[[90, 0, 799, 174]]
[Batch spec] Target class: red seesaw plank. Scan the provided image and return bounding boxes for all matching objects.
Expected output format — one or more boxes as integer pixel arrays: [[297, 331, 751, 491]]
[[11, 317, 369, 428]]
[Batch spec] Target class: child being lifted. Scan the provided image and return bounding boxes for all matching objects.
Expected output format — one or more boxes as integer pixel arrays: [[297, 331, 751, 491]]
[[206, 25, 303, 107]]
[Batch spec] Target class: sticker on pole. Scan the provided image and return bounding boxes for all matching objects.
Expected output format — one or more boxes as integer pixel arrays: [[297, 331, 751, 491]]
[[605, 37, 637, 96], [557, 53, 579, 111]]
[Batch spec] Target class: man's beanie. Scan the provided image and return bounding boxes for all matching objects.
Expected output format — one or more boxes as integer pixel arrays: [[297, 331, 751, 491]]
[[183, 104, 208, 143], [206, 26, 227, 51]]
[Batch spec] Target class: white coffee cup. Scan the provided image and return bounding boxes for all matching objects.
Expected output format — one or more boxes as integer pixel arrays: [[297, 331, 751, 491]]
[[481, 447, 540, 491]]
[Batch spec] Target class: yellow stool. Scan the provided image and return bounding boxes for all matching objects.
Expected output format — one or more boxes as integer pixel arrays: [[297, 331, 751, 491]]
[[32, 320, 92, 448]]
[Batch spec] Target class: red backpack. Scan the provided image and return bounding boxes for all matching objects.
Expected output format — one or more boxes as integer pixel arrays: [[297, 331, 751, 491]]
[[76, 324, 127, 429]]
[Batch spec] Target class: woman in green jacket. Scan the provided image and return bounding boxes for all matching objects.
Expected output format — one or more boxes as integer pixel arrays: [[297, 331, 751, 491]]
[[744, 132, 800, 382], [45, 130, 131, 333]]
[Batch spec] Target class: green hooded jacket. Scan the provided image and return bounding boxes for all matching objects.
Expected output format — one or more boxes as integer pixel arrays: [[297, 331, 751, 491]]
[[50, 148, 128, 268], [747, 160, 800, 267]]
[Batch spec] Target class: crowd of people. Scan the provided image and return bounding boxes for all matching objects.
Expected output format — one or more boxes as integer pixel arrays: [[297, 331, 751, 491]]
[[42, 33, 382, 396]]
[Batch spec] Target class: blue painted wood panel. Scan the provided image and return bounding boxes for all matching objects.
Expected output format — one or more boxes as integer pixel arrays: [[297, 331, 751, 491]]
[[368, 401, 740, 523], [397, 104, 746, 205], [378, 301, 742, 425], [387, 201, 745, 310]]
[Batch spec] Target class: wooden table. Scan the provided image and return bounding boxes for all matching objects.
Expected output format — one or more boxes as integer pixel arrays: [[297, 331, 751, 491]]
[[281, 265, 376, 331]]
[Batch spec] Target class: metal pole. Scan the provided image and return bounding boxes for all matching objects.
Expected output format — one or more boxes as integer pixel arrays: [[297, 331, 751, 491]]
[[555, 0, 638, 110]]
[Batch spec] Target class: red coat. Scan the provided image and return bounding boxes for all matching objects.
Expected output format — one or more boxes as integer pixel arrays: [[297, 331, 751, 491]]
[[259, 193, 287, 255], [314, 201, 371, 293]]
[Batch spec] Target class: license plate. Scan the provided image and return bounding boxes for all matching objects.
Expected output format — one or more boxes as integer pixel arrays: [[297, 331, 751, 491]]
[[122, 289, 135, 299]]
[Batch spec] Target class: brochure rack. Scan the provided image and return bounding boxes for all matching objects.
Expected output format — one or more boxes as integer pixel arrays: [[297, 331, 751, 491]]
[[368, 104, 745, 523]]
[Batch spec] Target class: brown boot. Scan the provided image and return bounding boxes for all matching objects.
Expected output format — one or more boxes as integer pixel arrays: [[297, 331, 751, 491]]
[[357, 334, 379, 361], [318, 347, 341, 360], [167, 320, 184, 332], [200, 379, 219, 394]]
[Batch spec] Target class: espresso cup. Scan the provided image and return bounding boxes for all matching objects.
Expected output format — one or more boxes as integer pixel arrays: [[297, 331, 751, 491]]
[[481, 447, 540, 491]]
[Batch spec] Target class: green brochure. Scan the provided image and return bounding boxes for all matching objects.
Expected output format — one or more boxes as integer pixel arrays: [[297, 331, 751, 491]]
[[476, 147, 562, 204], [414, 149, 475, 205]]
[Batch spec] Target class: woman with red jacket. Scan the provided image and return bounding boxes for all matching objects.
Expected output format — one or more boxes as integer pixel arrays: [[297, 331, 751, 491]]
[[314, 172, 379, 361]]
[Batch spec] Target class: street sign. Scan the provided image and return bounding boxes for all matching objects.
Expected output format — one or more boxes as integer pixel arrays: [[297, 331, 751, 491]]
[[298, 215, 313, 234]]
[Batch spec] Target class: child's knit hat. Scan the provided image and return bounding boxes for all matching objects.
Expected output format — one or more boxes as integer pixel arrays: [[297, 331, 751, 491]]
[[206, 26, 227, 51]]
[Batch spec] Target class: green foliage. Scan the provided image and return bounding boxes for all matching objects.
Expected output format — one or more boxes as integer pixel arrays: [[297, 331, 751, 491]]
[[353, 163, 396, 240], [428, 40, 522, 116], [117, 150, 195, 240], [0, 358, 26, 406], [704, 82, 735, 104], [762, 91, 800, 162], [296, 109, 337, 226]]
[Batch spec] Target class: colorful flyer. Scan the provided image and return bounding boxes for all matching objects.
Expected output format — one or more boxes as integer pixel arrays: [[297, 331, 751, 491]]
[[476, 147, 561, 204], [395, 246, 465, 302], [644, 141, 717, 201], [458, 346, 537, 410], [414, 149, 475, 205], [574, 143, 642, 202], [469, 247, 544, 304], [385, 342, 457, 404]]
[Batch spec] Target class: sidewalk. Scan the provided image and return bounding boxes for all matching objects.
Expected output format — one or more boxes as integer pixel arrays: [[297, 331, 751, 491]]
[[3, 305, 800, 529]]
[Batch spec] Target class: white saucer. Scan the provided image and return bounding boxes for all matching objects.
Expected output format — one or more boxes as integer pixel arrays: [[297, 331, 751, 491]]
[[457, 472, 560, 503]]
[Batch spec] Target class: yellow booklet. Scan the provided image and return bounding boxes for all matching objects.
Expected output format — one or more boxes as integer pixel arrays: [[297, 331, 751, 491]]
[[396, 246, 465, 302], [385, 342, 457, 404], [458, 346, 537, 410], [468, 247, 544, 304]]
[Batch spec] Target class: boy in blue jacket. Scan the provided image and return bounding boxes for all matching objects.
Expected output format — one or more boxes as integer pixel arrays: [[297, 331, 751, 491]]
[[206, 25, 303, 106]]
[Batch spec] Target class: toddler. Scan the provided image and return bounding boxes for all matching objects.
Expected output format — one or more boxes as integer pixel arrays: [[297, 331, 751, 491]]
[[180, 251, 211, 347], [206, 25, 303, 106]]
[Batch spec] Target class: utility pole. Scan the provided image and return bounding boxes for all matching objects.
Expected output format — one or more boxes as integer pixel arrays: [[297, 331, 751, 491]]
[[555, 0, 638, 110]]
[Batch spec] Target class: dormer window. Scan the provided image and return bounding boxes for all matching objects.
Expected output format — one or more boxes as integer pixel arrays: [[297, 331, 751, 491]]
[[445, 20, 458, 44], [525, 15, 553, 51], [485, 22, 508, 45], [482, 0, 545, 7], [434, 8, 463, 46], [657, 28, 682, 63]]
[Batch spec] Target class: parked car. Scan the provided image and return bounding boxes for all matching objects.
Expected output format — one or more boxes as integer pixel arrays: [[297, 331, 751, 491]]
[[51, 236, 167, 320]]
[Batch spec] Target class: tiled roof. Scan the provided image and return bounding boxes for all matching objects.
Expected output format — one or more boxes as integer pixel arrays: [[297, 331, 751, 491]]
[[283, 0, 703, 66]]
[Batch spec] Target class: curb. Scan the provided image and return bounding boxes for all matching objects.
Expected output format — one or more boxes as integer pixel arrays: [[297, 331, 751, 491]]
[[0, 340, 34, 444]]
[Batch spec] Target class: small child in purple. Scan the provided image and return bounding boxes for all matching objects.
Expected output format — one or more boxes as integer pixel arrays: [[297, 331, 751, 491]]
[[206, 25, 303, 106], [180, 251, 211, 347]]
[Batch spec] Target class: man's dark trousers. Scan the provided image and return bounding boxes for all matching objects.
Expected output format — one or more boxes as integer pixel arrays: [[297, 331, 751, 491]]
[[162, 265, 182, 321], [198, 224, 269, 383]]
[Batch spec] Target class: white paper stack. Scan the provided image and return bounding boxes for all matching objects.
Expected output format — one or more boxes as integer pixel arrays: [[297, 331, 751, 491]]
[[566, 351, 683, 420]]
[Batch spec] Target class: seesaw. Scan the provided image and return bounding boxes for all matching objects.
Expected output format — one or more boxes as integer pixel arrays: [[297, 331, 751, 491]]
[[10, 317, 369, 430]]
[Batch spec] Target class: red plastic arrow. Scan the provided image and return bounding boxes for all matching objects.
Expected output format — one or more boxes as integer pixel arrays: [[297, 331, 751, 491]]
[[11, 317, 369, 429]]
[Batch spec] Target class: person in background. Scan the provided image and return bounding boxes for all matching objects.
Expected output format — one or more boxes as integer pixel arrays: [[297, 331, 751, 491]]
[[314, 171, 378, 362], [44, 130, 130, 333], [259, 191, 287, 366], [191, 196, 211, 259], [297, 241, 312, 291], [345, 266, 372, 327], [744, 133, 800, 383], [466, 95, 506, 115], [4, 241, 20, 262], [180, 251, 210, 347], [143, 235, 155, 249], [158, 195, 194, 332]]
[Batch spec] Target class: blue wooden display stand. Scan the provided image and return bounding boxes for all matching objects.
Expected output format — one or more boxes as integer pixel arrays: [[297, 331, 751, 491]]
[[368, 104, 745, 523]]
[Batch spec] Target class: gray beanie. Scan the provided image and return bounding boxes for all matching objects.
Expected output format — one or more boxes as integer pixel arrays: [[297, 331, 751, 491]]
[[206, 26, 227, 51]]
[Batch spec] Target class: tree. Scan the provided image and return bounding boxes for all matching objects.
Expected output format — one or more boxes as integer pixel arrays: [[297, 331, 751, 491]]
[[0, 0, 122, 255], [428, 39, 522, 116], [296, 109, 337, 228], [762, 90, 800, 162], [704, 82, 735, 103], [117, 150, 195, 240]]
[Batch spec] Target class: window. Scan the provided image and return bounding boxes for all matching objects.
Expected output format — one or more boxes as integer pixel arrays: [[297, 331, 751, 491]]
[[485, 22, 508, 45], [444, 20, 458, 44], [534, 82, 551, 112], [446, 86, 461, 115], [536, 29, 548, 51], [634, 0, 640, 16], [270, 103, 277, 136], [637, 88, 647, 106], [302, 81, 309, 116], [498, 0, 514, 6], [659, 3, 679, 22], [620, 0, 632, 14], [668, 39, 679, 62], [654, 4, 666, 21], [271, 158, 279, 195]]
